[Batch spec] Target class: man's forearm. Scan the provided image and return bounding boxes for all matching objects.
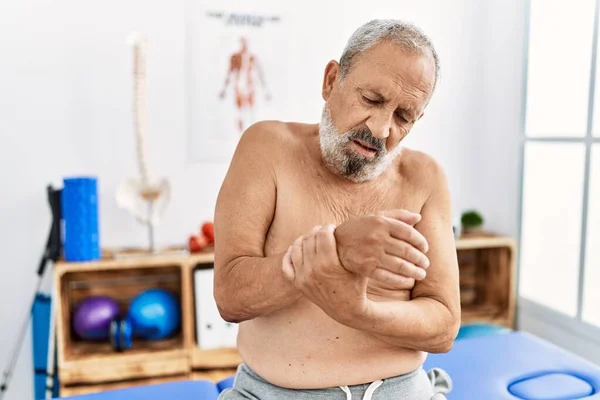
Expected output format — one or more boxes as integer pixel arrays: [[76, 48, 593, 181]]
[[214, 252, 302, 323], [342, 297, 460, 353]]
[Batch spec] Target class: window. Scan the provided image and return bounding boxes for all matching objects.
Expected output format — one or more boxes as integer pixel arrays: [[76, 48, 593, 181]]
[[524, 0, 595, 138], [583, 145, 600, 325], [519, 0, 600, 325], [520, 142, 585, 316]]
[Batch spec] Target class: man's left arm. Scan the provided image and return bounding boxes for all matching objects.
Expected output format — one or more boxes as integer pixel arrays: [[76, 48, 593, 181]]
[[344, 164, 461, 353]]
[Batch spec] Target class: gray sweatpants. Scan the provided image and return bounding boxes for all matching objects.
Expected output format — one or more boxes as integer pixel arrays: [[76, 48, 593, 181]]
[[218, 363, 452, 400]]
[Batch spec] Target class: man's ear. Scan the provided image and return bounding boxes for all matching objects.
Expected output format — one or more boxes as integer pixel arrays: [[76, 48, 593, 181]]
[[322, 60, 340, 101]]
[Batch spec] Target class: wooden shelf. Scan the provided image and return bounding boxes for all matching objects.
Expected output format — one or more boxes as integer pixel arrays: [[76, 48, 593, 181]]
[[55, 249, 215, 274], [58, 368, 236, 398], [455, 235, 516, 250], [455, 234, 516, 329], [59, 350, 189, 386], [70, 335, 183, 359], [191, 369, 238, 382], [54, 249, 219, 389], [462, 306, 512, 327], [462, 304, 504, 319], [191, 348, 242, 369], [59, 374, 191, 397]]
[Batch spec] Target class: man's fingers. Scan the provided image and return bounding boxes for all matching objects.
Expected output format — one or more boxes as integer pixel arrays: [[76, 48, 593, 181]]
[[315, 224, 338, 259], [303, 234, 317, 260], [379, 254, 426, 280], [380, 209, 421, 226], [289, 225, 330, 272], [281, 246, 295, 281], [291, 235, 304, 268], [384, 239, 430, 270], [308, 225, 322, 255], [385, 218, 429, 254], [370, 268, 417, 287]]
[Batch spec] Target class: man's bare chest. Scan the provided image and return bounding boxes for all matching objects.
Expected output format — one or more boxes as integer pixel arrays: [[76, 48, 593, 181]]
[[263, 169, 424, 256]]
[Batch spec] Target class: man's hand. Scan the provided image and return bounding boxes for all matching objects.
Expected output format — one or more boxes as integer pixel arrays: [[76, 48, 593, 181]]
[[282, 225, 369, 324], [334, 209, 430, 287]]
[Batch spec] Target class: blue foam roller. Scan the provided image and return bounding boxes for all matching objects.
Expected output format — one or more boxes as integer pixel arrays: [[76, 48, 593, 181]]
[[61, 177, 100, 262]]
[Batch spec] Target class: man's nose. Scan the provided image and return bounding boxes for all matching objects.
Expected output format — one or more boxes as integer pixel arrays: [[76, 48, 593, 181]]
[[366, 112, 393, 140]]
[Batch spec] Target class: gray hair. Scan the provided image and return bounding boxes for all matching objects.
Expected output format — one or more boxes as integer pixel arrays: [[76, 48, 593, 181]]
[[339, 19, 440, 91]]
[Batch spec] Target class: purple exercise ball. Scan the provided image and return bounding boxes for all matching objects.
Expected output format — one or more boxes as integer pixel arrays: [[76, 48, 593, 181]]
[[72, 296, 120, 340]]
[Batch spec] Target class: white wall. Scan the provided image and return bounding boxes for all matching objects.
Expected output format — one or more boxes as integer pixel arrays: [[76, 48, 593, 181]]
[[0, 1, 524, 398], [477, 0, 528, 237]]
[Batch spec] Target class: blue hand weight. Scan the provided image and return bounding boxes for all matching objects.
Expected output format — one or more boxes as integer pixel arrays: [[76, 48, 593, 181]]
[[110, 288, 181, 351], [109, 318, 132, 352]]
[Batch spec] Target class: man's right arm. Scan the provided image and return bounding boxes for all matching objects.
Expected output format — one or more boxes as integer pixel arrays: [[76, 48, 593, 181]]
[[213, 122, 301, 323]]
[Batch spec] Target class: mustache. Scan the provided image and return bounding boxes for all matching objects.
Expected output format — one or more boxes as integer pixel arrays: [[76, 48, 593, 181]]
[[347, 128, 386, 152]]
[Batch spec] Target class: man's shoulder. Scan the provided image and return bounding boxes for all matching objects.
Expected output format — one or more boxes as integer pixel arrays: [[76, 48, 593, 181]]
[[399, 148, 448, 191], [238, 120, 309, 151], [240, 120, 290, 145]]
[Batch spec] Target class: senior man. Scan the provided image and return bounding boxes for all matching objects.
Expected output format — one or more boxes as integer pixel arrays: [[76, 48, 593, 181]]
[[214, 19, 460, 400]]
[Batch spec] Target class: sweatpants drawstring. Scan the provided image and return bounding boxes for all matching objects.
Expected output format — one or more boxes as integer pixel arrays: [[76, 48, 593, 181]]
[[339, 380, 383, 400]]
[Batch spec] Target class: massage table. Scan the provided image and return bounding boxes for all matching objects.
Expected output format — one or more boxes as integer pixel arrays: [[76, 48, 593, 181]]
[[423, 331, 600, 399], [57, 331, 600, 399]]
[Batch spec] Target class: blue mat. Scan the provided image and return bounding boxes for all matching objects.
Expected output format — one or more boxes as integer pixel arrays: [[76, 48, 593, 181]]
[[424, 331, 600, 399], [58, 331, 600, 400]]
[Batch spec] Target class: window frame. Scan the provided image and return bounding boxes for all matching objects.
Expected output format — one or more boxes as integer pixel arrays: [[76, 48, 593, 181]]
[[517, 0, 600, 334]]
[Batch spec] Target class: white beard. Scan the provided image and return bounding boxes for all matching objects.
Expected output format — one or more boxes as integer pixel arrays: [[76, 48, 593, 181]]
[[318, 104, 403, 183]]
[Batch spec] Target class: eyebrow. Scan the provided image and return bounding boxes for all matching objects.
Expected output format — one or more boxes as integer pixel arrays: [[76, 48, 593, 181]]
[[362, 88, 418, 122], [396, 107, 418, 123]]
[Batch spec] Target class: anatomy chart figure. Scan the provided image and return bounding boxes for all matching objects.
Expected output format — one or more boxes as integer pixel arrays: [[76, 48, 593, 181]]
[[219, 37, 271, 133]]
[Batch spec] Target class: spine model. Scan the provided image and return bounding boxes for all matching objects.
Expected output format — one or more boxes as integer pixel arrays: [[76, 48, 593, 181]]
[[128, 32, 150, 187]]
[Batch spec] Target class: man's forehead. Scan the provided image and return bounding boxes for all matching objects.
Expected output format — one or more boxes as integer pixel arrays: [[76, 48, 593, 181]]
[[347, 42, 436, 92]]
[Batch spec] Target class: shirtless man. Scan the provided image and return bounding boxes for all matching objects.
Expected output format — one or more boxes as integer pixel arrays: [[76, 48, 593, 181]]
[[214, 19, 461, 400]]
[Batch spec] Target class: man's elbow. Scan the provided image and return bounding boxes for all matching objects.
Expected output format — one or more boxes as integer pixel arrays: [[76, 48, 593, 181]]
[[214, 285, 246, 324], [213, 257, 247, 323], [212, 269, 240, 322], [425, 312, 460, 353], [426, 333, 455, 353]]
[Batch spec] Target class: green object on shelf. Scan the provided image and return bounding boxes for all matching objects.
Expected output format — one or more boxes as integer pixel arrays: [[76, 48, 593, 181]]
[[461, 210, 484, 230]]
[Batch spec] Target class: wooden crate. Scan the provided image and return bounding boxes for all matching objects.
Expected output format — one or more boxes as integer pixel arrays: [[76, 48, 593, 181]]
[[54, 253, 192, 386], [54, 248, 241, 392], [59, 370, 237, 397], [191, 369, 238, 382], [456, 234, 516, 328]]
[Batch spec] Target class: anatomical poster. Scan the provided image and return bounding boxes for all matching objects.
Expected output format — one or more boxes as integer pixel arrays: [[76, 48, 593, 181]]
[[186, 0, 291, 163]]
